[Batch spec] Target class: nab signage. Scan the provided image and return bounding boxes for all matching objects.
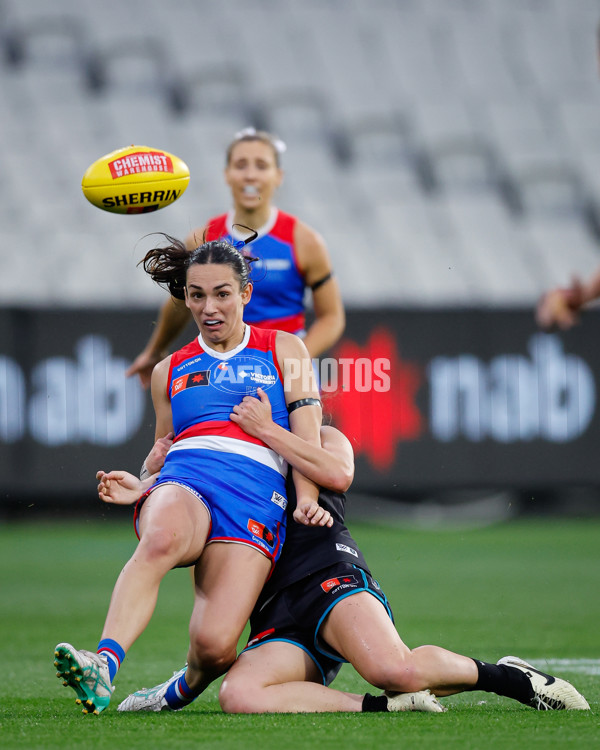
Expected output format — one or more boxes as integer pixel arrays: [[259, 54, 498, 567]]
[[1, 307, 600, 501], [0, 309, 155, 497], [0, 335, 145, 446], [327, 309, 600, 492]]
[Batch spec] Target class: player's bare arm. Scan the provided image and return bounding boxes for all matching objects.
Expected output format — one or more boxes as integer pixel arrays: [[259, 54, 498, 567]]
[[142, 431, 174, 475], [276, 332, 332, 527], [150, 356, 175, 441], [230, 388, 354, 493], [294, 221, 345, 358]]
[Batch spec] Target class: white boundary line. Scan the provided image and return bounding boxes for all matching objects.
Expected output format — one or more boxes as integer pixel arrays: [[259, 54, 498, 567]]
[[530, 659, 600, 676]]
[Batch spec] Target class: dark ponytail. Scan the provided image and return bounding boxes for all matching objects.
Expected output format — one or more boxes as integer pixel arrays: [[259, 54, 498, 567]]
[[140, 230, 258, 300]]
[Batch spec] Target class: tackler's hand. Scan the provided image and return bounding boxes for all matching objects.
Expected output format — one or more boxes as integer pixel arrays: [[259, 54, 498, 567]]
[[293, 500, 333, 528], [97, 470, 144, 506]]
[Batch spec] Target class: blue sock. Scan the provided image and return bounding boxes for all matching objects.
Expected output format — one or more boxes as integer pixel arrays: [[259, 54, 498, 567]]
[[97, 638, 126, 683], [164, 669, 201, 709]]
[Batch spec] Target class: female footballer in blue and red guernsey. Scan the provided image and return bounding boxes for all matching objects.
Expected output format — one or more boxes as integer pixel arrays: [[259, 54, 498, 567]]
[[139, 324, 291, 554], [54, 235, 332, 716]]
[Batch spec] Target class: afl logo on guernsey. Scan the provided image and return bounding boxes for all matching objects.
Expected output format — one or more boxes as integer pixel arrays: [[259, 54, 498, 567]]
[[209, 355, 278, 396]]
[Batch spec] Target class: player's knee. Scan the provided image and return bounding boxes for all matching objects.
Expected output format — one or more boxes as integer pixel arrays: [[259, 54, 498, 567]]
[[219, 674, 259, 714], [360, 657, 422, 693], [139, 526, 188, 563]]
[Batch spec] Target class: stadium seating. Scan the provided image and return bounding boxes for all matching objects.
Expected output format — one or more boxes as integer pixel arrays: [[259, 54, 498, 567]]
[[1, 0, 599, 308]]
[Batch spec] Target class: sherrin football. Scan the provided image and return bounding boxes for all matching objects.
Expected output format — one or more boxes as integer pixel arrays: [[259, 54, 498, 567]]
[[82, 145, 190, 214]]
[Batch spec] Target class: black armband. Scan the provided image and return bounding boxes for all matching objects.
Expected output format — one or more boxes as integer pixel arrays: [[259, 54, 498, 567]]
[[287, 397, 322, 414], [310, 272, 333, 291]]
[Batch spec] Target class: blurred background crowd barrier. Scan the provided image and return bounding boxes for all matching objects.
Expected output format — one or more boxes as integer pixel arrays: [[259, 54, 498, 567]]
[[2, 306, 599, 514], [1, 0, 600, 515]]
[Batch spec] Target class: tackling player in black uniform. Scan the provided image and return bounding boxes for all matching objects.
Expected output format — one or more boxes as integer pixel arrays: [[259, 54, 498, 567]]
[[116, 390, 589, 714]]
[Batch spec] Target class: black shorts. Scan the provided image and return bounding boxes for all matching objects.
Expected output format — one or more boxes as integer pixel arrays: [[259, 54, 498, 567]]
[[243, 562, 394, 686]]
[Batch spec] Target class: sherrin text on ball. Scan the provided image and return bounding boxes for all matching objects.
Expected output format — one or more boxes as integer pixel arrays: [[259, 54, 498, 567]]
[[82, 145, 190, 214]]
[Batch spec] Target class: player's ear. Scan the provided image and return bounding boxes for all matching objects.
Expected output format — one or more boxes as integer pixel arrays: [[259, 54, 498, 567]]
[[241, 281, 253, 306]]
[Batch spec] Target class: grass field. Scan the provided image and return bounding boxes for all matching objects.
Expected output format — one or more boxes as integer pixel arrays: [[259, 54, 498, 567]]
[[0, 516, 598, 749]]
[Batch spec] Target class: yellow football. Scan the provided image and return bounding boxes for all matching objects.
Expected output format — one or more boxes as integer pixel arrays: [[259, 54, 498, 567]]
[[82, 145, 190, 214]]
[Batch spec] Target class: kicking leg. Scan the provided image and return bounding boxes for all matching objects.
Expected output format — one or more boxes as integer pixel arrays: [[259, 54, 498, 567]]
[[55, 484, 209, 714], [100, 485, 210, 650]]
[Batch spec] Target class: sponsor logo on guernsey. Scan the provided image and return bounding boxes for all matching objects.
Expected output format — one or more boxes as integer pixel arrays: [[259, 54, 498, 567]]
[[247, 519, 275, 548], [210, 356, 278, 395], [171, 370, 210, 397], [178, 356, 205, 370], [320, 577, 341, 592], [336, 543, 358, 558], [320, 574, 358, 593], [270, 491, 287, 510], [248, 371, 277, 386], [108, 151, 174, 178], [263, 259, 292, 271]]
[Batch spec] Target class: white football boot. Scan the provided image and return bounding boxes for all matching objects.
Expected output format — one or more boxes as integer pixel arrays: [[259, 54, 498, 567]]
[[54, 642, 114, 715], [497, 656, 590, 710], [385, 689, 447, 713], [118, 666, 188, 712]]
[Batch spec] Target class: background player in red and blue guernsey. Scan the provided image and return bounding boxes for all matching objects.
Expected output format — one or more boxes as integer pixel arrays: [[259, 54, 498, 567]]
[[127, 128, 345, 388], [203, 208, 306, 335], [117, 388, 590, 714], [54, 236, 331, 715]]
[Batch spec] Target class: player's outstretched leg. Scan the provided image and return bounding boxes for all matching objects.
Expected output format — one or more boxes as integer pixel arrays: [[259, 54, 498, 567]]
[[497, 656, 590, 710], [385, 690, 447, 713], [54, 643, 113, 715], [118, 666, 191, 712]]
